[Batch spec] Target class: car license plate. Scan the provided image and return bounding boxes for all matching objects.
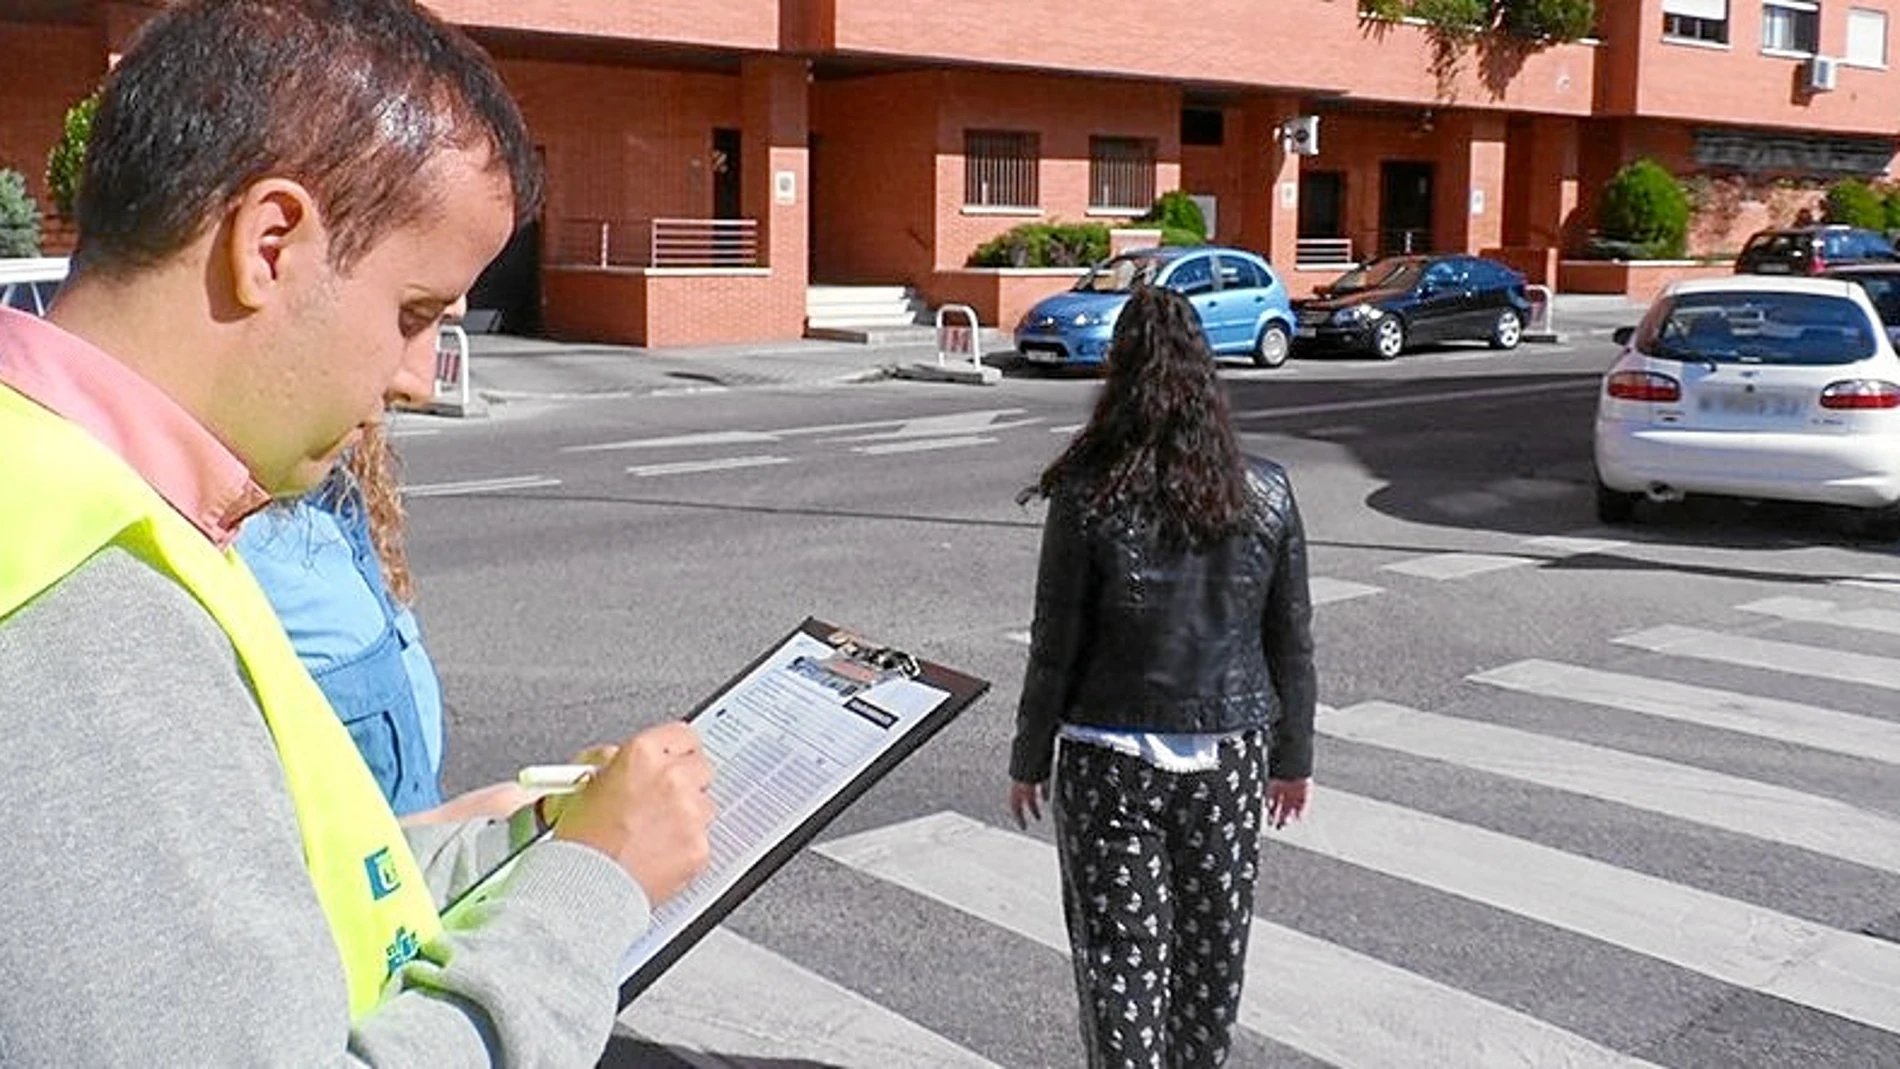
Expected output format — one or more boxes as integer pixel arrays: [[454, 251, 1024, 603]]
[[1755, 263, 1792, 274], [1022, 348, 1065, 364], [1698, 391, 1802, 417], [1296, 326, 1317, 339]]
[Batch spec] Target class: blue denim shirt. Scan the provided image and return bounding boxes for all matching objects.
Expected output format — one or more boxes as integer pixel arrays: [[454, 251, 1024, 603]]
[[236, 488, 445, 816]]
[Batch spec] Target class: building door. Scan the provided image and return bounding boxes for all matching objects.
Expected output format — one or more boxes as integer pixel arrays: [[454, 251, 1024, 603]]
[[712, 128, 743, 219], [1299, 171, 1346, 266], [465, 145, 543, 334], [1379, 161, 1434, 257]]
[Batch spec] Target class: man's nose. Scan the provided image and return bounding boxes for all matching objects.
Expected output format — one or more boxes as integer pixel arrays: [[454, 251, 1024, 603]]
[[385, 337, 439, 408]]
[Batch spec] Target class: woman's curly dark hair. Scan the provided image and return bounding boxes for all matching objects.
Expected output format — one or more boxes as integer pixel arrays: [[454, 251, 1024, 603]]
[[1028, 284, 1253, 548]]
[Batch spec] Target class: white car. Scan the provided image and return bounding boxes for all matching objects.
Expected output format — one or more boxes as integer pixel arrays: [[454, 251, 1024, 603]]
[[1594, 275, 1900, 536], [0, 256, 69, 317]]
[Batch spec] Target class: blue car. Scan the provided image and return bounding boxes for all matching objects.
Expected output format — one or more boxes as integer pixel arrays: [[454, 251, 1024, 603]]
[[1013, 246, 1296, 368]]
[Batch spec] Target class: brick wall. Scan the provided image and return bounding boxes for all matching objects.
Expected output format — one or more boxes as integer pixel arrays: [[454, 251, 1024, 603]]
[[810, 72, 939, 285], [0, 22, 106, 252], [435, 0, 777, 50]]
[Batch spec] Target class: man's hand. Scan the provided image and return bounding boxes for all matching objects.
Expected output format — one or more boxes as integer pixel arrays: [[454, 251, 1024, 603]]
[[552, 722, 715, 905], [1266, 777, 1310, 829]]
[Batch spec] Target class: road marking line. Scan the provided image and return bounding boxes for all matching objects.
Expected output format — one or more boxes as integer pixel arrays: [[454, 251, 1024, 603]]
[[1278, 790, 1900, 1036], [818, 812, 1655, 1069], [854, 436, 995, 455], [1382, 553, 1535, 580], [1311, 577, 1384, 605], [386, 427, 441, 439], [1615, 625, 1900, 692], [1838, 573, 1900, 594], [825, 411, 1037, 442], [1320, 701, 1900, 874], [1230, 379, 1595, 421], [1003, 630, 1031, 646], [567, 430, 779, 453], [1739, 596, 1900, 637], [628, 455, 792, 477], [1524, 535, 1629, 555], [1050, 423, 1084, 434], [621, 926, 999, 1068], [1471, 659, 1900, 766], [404, 475, 561, 498]]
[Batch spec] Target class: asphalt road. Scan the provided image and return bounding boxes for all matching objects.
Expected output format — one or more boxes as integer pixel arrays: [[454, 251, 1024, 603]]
[[391, 336, 1900, 1068]]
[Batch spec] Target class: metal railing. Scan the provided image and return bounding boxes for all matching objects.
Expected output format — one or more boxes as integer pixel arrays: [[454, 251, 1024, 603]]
[[1295, 237, 1355, 267], [552, 217, 760, 269]]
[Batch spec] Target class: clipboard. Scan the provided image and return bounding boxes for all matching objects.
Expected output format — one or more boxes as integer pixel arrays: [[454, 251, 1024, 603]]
[[437, 618, 988, 1005], [615, 617, 988, 1005]]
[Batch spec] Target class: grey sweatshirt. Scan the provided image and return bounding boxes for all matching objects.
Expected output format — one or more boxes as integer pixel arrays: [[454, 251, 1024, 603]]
[[0, 546, 649, 1066]]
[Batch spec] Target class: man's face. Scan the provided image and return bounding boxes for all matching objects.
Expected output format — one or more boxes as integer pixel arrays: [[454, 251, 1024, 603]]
[[251, 148, 514, 496]]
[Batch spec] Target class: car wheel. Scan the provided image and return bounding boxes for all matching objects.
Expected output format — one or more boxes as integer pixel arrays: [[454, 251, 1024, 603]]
[[1372, 317, 1405, 360], [1252, 322, 1291, 368], [1490, 309, 1523, 350], [1596, 479, 1640, 524]]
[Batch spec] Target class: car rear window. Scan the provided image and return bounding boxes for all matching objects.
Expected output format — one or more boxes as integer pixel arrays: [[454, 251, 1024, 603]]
[[1742, 233, 1807, 256], [1639, 291, 1878, 366]]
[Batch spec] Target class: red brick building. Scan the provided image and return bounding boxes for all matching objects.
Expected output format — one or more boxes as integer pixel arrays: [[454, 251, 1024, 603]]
[[3, 1, 1897, 345]]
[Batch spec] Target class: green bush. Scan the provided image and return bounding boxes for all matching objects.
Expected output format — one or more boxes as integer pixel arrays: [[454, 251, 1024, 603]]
[[0, 169, 41, 258], [1597, 158, 1689, 259], [1882, 188, 1900, 233], [1498, 0, 1596, 41], [1409, 0, 1492, 37], [1826, 178, 1887, 229], [45, 90, 99, 220], [967, 222, 1111, 268], [1135, 191, 1207, 243]]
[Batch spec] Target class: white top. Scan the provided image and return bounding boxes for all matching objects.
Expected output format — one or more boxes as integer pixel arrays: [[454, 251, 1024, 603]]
[[1059, 724, 1248, 773]]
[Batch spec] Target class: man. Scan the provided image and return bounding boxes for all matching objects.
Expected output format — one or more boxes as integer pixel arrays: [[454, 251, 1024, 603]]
[[0, 0, 714, 1063]]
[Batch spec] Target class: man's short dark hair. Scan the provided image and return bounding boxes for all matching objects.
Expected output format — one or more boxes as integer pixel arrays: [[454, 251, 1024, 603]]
[[73, 0, 542, 277]]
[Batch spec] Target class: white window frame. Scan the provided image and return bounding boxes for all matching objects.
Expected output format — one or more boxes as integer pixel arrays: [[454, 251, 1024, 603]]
[[1663, 0, 1732, 46], [1846, 6, 1889, 66], [1762, 0, 1822, 57]]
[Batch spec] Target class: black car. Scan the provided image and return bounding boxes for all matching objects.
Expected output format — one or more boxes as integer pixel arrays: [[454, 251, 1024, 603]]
[[1293, 254, 1531, 360], [1735, 225, 1899, 276], [1821, 263, 1900, 341]]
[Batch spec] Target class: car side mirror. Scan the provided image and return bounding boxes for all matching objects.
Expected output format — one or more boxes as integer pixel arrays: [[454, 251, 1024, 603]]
[[1612, 326, 1635, 346]]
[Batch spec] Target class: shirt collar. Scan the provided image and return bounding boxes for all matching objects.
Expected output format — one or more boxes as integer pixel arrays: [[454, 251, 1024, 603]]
[[0, 307, 271, 548]]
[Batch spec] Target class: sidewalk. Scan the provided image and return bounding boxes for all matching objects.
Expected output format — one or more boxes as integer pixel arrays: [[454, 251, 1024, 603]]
[[456, 294, 1643, 407]]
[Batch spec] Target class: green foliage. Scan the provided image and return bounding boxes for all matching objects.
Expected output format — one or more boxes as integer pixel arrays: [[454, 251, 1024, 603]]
[[1135, 190, 1208, 243], [45, 90, 99, 220], [1498, 0, 1596, 40], [1597, 158, 1689, 259], [0, 169, 42, 258], [1883, 187, 1900, 233], [1361, 0, 1597, 43], [1825, 178, 1887, 229], [968, 222, 1111, 268]]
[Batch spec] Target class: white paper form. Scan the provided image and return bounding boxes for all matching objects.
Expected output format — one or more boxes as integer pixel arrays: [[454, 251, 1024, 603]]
[[619, 631, 950, 981]]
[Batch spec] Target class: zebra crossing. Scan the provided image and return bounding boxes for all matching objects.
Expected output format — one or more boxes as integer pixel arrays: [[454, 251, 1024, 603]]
[[619, 537, 1900, 1067]]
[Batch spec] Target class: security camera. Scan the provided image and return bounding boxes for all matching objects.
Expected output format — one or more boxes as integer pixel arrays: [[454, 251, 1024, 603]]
[[1281, 115, 1320, 157]]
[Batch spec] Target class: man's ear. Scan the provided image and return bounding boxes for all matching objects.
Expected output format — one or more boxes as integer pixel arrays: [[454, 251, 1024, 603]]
[[226, 178, 327, 312]]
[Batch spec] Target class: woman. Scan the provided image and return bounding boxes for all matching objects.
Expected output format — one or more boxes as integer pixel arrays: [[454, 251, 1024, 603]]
[[1007, 284, 1317, 1068], [239, 423, 529, 823]]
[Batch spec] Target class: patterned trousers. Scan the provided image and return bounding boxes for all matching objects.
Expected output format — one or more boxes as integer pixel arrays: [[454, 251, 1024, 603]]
[[1053, 730, 1266, 1069]]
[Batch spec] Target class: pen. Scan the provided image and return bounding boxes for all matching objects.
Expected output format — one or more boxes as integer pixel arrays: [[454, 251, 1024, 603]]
[[516, 763, 599, 792]]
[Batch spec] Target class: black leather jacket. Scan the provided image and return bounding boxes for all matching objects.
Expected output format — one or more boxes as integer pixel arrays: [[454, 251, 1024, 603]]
[[1010, 456, 1316, 784]]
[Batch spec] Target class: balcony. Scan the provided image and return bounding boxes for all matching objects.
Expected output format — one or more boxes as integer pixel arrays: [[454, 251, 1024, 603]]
[[552, 217, 761, 270]]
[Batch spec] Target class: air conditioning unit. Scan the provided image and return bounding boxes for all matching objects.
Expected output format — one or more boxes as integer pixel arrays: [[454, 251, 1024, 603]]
[[1280, 115, 1320, 157], [1805, 54, 1840, 93]]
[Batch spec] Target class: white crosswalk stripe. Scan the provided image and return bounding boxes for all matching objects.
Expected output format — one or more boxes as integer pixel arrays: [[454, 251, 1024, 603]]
[[1615, 624, 1900, 691], [1382, 552, 1535, 580], [1470, 658, 1900, 765], [1317, 701, 1900, 876], [1738, 595, 1900, 637]]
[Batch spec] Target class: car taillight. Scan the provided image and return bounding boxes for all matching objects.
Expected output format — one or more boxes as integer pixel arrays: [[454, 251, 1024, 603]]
[[1820, 379, 1900, 409], [1606, 370, 1681, 402], [1808, 239, 1827, 274]]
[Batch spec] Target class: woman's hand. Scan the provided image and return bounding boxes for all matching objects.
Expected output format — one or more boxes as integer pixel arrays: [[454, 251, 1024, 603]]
[[1008, 780, 1049, 830], [1266, 777, 1310, 829]]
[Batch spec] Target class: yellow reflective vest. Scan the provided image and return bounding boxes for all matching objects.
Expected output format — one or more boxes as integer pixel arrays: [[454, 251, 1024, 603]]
[[0, 382, 443, 1020]]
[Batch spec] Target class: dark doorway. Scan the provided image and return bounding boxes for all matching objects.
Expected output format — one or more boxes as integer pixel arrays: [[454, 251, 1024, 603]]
[[1379, 161, 1435, 257], [465, 145, 543, 335], [712, 127, 743, 219], [1300, 171, 1345, 238]]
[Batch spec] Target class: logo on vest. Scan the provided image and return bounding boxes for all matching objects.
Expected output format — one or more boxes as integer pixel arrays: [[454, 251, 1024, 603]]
[[385, 926, 422, 979], [364, 847, 402, 900]]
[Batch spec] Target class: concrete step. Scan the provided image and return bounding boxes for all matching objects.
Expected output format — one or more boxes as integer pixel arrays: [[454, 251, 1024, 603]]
[[805, 324, 1012, 347]]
